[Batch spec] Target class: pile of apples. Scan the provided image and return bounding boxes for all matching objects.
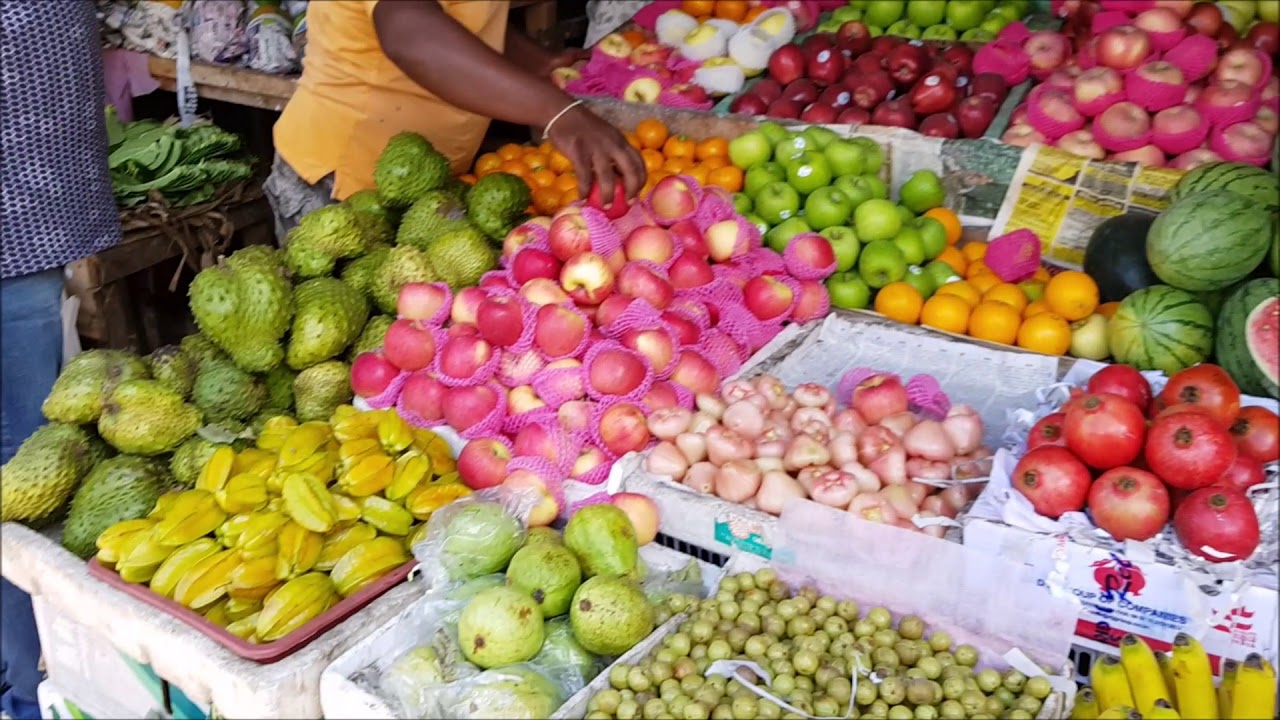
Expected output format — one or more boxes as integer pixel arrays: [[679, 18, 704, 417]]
[[642, 370, 995, 533], [349, 176, 837, 523], [997, 3, 1278, 168], [729, 25, 1011, 138]]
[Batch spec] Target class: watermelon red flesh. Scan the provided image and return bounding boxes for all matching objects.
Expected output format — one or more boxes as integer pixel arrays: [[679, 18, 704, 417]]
[[1107, 285, 1214, 375], [1246, 300, 1279, 394], [1216, 279, 1280, 398], [1146, 189, 1274, 292]]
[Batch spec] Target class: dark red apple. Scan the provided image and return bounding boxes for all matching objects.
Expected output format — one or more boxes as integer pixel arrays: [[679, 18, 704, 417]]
[[1244, 21, 1279, 56], [1217, 23, 1238, 51], [802, 33, 836, 55], [766, 98, 804, 119], [837, 21, 872, 55], [870, 97, 917, 128], [910, 68, 960, 115], [806, 46, 847, 86], [919, 112, 961, 138], [768, 44, 806, 86], [885, 44, 930, 87], [969, 72, 1010, 104], [730, 93, 769, 116], [870, 35, 904, 55], [801, 102, 840, 123], [836, 106, 871, 124], [1185, 2, 1223, 37], [819, 85, 853, 108], [783, 78, 821, 104], [850, 53, 887, 76], [848, 71, 895, 110], [941, 43, 976, 76], [955, 95, 997, 138], [751, 77, 784, 105]]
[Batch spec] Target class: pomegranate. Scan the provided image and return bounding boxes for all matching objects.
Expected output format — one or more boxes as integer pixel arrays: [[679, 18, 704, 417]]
[[1145, 412, 1237, 489], [1173, 487, 1261, 563], [1230, 406, 1280, 463], [1026, 412, 1068, 451], [1214, 454, 1266, 493], [1088, 466, 1170, 541], [1153, 364, 1241, 428], [1011, 446, 1093, 519], [1063, 393, 1147, 469], [1086, 364, 1153, 410]]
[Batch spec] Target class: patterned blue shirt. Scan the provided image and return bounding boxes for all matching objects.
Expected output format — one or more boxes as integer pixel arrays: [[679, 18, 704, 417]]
[[2, 0, 121, 279]]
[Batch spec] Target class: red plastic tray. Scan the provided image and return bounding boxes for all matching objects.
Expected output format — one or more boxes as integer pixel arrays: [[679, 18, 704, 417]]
[[87, 557, 415, 664]]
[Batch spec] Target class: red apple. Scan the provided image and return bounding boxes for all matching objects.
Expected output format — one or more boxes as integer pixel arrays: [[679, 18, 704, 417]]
[[743, 275, 797, 321], [519, 277, 571, 306], [837, 21, 872, 55], [806, 46, 847, 86], [1212, 48, 1267, 89], [622, 328, 677, 374], [836, 107, 871, 124], [704, 219, 751, 263], [1097, 25, 1153, 70], [783, 78, 821, 105], [848, 70, 894, 111], [1244, 21, 1280, 57], [1074, 66, 1124, 105], [458, 437, 512, 490], [1151, 104, 1203, 136], [507, 384, 547, 415], [669, 350, 719, 395], [616, 262, 675, 309], [442, 384, 502, 431], [940, 43, 976, 76], [397, 282, 450, 322], [919, 113, 961, 138], [850, 53, 887, 76], [350, 351, 400, 397], [534, 303, 588, 357], [768, 44, 807, 86], [475, 295, 526, 348], [399, 370, 446, 419], [510, 247, 562, 286], [382, 318, 436, 371], [1211, 121, 1275, 163], [1025, 31, 1072, 76], [662, 311, 701, 346], [801, 102, 840, 123], [610, 493, 659, 545], [885, 44, 929, 88], [1056, 129, 1107, 158], [1168, 147, 1223, 169], [437, 334, 493, 379], [752, 78, 784, 104], [818, 85, 852, 108], [1096, 101, 1153, 146], [1029, 86, 1086, 137], [970, 73, 1010, 105], [910, 68, 959, 115], [629, 42, 671, 67], [548, 209, 591, 261], [1002, 123, 1048, 147], [1107, 144, 1167, 166], [623, 225, 675, 265], [730, 93, 769, 116], [1044, 66, 1083, 91], [1185, 2, 1224, 36], [870, 97, 917, 129], [956, 95, 997, 138], [1197, 79, 1259, 118], [870, 35, 904, 55], [598, 402, 652, 456]]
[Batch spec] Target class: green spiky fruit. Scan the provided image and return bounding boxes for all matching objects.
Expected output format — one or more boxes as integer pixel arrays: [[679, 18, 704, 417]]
[[371, 245, 436, 314], [1, 424, 108, 524], [42, 350, 150, 425], [425, 223, 498, 290], [339, 244, 390, 300], [395, 190, 471, 251], [293, 361, 353, 422], [169, 436, 225, 487], [467, 172, 531, 240], [62, 456, 168, 558], [179, 334, 226, 367], [285, 278, 370, 369], [345, 190, 398, 245], [188, 246, 294, 373], [350, 315, 394, 359], [374, 132, 450, 208], [284, 204, 368, 278], [261, 365, 296, 412], [192, 357, 266, 424], [146, 345, 198, 399], [98, 380, 203, 456]]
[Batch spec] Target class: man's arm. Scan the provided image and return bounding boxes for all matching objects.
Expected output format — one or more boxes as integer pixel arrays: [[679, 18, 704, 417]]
[[503, 29, 556, 77]]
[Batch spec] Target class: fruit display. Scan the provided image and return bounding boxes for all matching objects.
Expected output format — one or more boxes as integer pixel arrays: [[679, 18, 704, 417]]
[[376, 500, 703, 718], [106, 110, 254, 207], [1001, 1, 1278, 168], [583, 568, 1061, 720], [91, 407, 463, 643], [642, 370, 995, 532], [728, 30, 1010, 136], [1010, 362, 1274, 563], [818, 0, 1031, 43], [350, 174, 835, 517], [1073, 632, 1275, 720]]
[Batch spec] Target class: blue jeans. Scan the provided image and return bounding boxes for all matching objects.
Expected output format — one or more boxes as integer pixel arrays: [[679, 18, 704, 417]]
[[1, 267, 65, 720]]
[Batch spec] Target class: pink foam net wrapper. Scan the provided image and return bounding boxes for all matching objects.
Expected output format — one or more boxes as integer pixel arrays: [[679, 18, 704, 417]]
[[495, 348, 547, 388], [645, 175, 704, 226], [784, 237, 839, 280], [502, 406, 557, 437], [586, 398, 650, 460], [714, 216, 764, 261], [692, 191, 737, 232], [513, 424, 581, 475], [395, 282, 454, 327], [534, 305, 592, 361], [1092, 121, 1151, 152], [582, 341, 655, 403], [740, 248, 788, 276], [716, 303, 771, 351], [1146, 25, 1186, 52], [1075, 90, 1125, 118], [659, 89, 714, 111], [430, 338, 502, 388], [601, 297, 664, 339], [1025, 89, 1086, 140], [1125, 72, 1186, 113], [712, 262, 753, 289], [531, 363, 588, 408], [578, 206, 623, 258], [456, 382, 509, 440], [973, 41, 1030, 86], [613, 204, 658, 240], [362, 370, 410, 410], [1151, 112, 1210, 155], [396, 390, 445, 429], [667, 296, 712, 331], [680, 277, 743, 310], [1210, 124, 1272, 167], [563, 72, 614, 99], [505, 455, 568, 509], [984, 228, 1042, 282], [699, 329, 748, 377], [837, 367, 899, 404], [1197, 93, 1262, 130], [1090, 10, 1132, 35], [499, 300, 541, 355], [570, 446, 613, 487], [662, 379, 696, 411], [905, 373, 952, 420], [565, 490, 612, 512], [1161, 34, 1217, 83], [479, 270, 513, 292]]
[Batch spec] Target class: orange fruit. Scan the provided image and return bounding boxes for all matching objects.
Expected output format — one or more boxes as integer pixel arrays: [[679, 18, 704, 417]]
[[983, 282, 1029, 313], [923, 207, 963, 246], [934, 246, 967, 276], [967, 271, 1001, 295], [682, 0, 716, 17], [554, 173, 579, 193], [935, 281, 981, 307], [538, 140, 555, 155], [641, 148, 665, 173], [625, 132, 643, 151], [708, 165, 745, 193], [1017, 312, 1073, 356], [695, 137, 729, 161], [961, 241, 988, 262], [713, 0, 749, 21], [523, 151, 550, 172], [621, 30, 648, 48], [663, 157, 692, 174], [1023, 299, 1051, 319], [920, 294, 972, 334], [1033, 267, 1053, 283], [560, 187, 581, 206], [743, 5, 766, 21], [459, 173, 477, 185], [686, 164, 710, 185], [636, 119, 670, 151], [1044, 270, 1099, 321], [968, 301, 1022, 345], [474, 152, 502, 175], [700, 156, 730, 170], [1097, 301, 1121, 319], [874, 282, 924, 325], [663, 134, 697, 159], [548, 150, 573, 174], [532, 186, 562, 215], [497, 159, 530, 176], [496, 143, 524, 161], [963, 258, 990, 280], [529, 168, 558, 189]]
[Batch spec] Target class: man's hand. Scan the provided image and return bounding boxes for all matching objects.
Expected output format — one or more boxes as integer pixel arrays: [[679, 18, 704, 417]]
[[547, 105, 645, 203]]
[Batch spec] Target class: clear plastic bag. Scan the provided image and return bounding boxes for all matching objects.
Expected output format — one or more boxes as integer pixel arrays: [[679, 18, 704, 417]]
[[410, 486, 540, 596], [380, 598, 477, 718], [438, 664, 570, 720], [640, 556, 705, 607], [245, 1, 297, 73], [529, 618, 603, 699], [188, 0, 248, 64]]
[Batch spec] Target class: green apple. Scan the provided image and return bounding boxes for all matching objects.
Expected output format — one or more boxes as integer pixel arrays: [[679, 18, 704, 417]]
[[886, 19, 921, 38], [895, 204, 916, 227], [906, 0, 946, 26], [745, 214, 770, 236], [733, 192, 753, 215], [850, 137, 884, 174], [805, 187, 855, 230], [728, 131, 774, 170], [820, 226, 861, 271], [774, 134, 811, 164], [1218, 1, 1255, 33], [979, 14, 1010, 35], [744, 162, 786, 198], [892, 226, 926, 265], [945, 0, 986, 29], [818, 18, 843, 32], [988, 4, 1021, 22], [757, 122, 790, 147], [802, 126, 840, 150], [921, 24, 959, 40], [823, 140, 867, 177], [827, 272, 873, 310], [1260, 0, 1279, 22], [858, 240, 908, 289], [834, 174, 874, 209], [754, 181, 802, 225], [857, 174, 889, 200], [863, 0, 906, 27], [849, 0, 870, 10], [1069, 314, 1110, 360], [785, 152, 834, 196], [903, 265, 937, 298], [832, 6, 863, 22], [1019, 280, 1045, 302], [765, 216, 813, 253], [868, 24, 884, 36], [915, 217, 947, 260], [898, 170, 945, 214], [924, 260, 962, 288], [960, 27, 995, 42], [853, 198, 902, 242]]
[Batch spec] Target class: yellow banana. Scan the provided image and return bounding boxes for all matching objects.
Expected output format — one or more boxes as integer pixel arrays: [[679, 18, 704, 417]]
[[1229, 654, 1276, 720], [1147, 698, 1181, 719], [1218, 659, 1238, 716], [1155, 652, 1177, 710], [1073, 688, 1100, 720], [1097, 706, 1141, 720], [1120, 633, 1171, 714], [1170, 633, 1217, 720], [1092, 654, 1137, 713]]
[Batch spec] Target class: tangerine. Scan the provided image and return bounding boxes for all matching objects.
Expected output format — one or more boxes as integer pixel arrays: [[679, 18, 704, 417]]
[[934, 246, 967, 276], [554, 173, 579, 193], [983, 282, 1029, 313], [548, 150, 573, 174], [1016, 313, 1073, 356], [923, 207, 963, 246], [707, 165, 745, 193], [874, 282, 924, 325], [968, 301, 1022, 345], [532, 186, 562, 215], [743, 5, 766, 21], [641, 148, 666, 173], [920, 294, 972, 334], [560, 187, 581, 206], [1044, 270, 1099, 321], [713, 0, 749, 21], [967, 271, 1001, 295], [963, 258, 990, 279], [523, 151, 550, 172], [496, 143, 524, 161], [1096, 301, 1121, 319], [935, 281, 981, 307], [663, 157, 692, 174], [625, 132, 643, 151], [529, 168, 558, 189], [636, 119, 670, 150], [682, 0, 716, 17], [695, 137, 729, 161], [1033, 266, 1053, 282], [961, 241, 988, 262], [474, 152, 502, 175], [497, 159, 530, 177], [663, 134, 697, 159], [701, 155, 730, 170], [686, 164, 710, 186], [1022, 299, 1051, 318]]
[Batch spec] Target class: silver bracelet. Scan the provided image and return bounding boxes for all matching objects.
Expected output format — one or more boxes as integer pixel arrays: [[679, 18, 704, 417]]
[[541, 99, 585, 142]]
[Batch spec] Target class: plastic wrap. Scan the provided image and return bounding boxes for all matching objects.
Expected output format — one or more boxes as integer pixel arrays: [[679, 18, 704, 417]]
[[639, 556, 704, 607], [379, 598, 473, 718], [438, 664, 569, 720], [188, 0, 249, 65], [246, 1, 297, 74], [410, 487, 539, 596], [99, 0, 185, 58]]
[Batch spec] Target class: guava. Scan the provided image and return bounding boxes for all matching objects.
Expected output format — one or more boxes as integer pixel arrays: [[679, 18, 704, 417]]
[[506, 543, 582, 617], [533, 618, 600, 681], [458, 586, 545, 668], [523, 526, 562, 547], [448, 573, 506, 602], [382, 644, 445, 717], [453, 666, 562, 720], [439, 500, 524, 580], [569, 576, 655, 657], [563, 504, 637, 579]]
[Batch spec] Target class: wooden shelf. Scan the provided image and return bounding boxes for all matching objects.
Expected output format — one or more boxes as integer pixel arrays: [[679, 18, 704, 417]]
[[147, 56, 297, 112]]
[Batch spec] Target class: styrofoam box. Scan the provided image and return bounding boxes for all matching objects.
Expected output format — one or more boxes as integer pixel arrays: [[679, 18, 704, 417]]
[[556, 552, 1072, 720], [36, 679, 154, 720], [319, 544, 720, 720], [964, 518, 1280, 677]]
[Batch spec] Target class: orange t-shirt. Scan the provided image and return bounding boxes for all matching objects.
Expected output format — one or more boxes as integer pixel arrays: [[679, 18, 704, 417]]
[[274, 0, 509, 200]]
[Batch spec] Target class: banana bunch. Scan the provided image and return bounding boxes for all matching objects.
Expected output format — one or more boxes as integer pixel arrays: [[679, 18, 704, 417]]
[[94, 406, 469, 644], [1073, 633, 1276, 720]]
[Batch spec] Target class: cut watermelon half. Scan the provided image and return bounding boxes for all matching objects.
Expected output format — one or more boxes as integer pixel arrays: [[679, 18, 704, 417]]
[[1246, 297, 1280, 392]]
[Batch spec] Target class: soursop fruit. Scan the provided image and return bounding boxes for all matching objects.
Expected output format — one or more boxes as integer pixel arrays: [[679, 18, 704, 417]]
[[345, 190, 398, 245], [284, 204, 368, 278], [261, 365, 296, 412], [467, 172, 531, 240], [1, 423, 108, 524], [293, 361, 352, 421], [374, 132, 450, 208], [170, 436, 225, 487], [371, 245, 436, 314], [395, 190, 471, 251], [179, 333, 226, 367], [339, 244, 390, 299], [188, 246, 294, 373], [62, 455, 168, 558], [349, 315, 394, 359], [192, 357, 266, 424], [424, 223, 497, 290], [42, 350, 150, 425], [98, 379, 202, 456], [145, 345, 198, 399], [285, 278, 370, 369]]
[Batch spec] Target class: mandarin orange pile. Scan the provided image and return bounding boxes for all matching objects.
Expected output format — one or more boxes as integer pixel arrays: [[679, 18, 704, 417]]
[[628, 118, 743, 197], [464, 141, 583, 216], [678, 0, 768, 23]]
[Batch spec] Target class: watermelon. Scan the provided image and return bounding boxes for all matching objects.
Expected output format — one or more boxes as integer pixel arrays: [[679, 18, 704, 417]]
[[1107, 285, 1214, 375], [1146, 190, 1273, 292], [1171, 161, 1280, 213], [1216, 279, 1280, 398], [1083, 212, 1160, 303]]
